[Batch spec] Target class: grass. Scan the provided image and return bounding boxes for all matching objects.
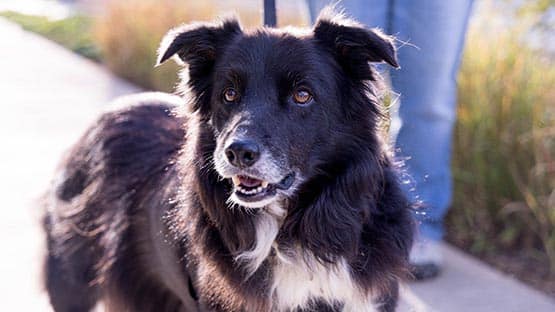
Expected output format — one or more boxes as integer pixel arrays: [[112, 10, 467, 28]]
[[92, 0, 207, 92], [447, 13, 555, 272], [93, 0, 307, 92], [0, 11, 101, 61]]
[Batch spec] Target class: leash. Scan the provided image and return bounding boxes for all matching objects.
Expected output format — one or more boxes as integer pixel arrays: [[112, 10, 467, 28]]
[[263, 0, 277, 27]]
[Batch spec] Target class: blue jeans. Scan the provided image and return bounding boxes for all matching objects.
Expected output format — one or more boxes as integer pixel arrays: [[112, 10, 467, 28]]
[[307, 0, 473, 241]]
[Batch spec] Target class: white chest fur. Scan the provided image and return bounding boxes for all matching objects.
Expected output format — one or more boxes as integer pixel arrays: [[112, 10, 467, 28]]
[[271, 251, 377, 312], [234, 204, 378, 312]]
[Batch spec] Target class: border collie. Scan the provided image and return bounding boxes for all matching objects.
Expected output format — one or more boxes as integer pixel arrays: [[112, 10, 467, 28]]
[[43, 9, 413, 312]]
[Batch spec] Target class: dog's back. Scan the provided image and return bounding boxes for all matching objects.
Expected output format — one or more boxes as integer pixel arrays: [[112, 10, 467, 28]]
[[43, 93, 195, 311]]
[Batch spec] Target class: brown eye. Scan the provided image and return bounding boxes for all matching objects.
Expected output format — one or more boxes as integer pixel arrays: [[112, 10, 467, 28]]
[[292, 89, 312, 105], [223, 88, 239, 103]]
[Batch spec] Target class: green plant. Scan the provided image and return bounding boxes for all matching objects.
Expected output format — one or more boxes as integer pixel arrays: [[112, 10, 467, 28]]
[[0, 11, 101, 61], [447, 13, 555, 270]]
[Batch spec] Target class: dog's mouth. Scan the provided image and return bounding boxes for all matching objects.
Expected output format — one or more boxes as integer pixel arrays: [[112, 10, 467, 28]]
[[231, 173, 295, 204]]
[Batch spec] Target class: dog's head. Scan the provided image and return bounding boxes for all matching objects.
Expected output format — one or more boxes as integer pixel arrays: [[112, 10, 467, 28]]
[[158, 10, 398, 209]]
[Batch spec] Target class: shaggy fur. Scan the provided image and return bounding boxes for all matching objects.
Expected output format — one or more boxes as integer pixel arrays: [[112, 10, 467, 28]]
[[43, 10, 413, 312]]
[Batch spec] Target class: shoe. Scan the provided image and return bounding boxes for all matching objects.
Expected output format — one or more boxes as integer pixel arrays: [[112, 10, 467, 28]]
[[409, 238, 442, 280]]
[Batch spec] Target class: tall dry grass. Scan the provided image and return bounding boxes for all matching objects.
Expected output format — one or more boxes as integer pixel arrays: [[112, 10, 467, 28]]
[[447, 12, 555, 270], [94, 0, 307, 92]]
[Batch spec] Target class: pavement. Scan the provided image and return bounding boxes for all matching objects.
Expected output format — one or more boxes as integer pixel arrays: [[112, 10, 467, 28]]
[[0, 18, 139, 310], [1, 18, 554, 311], [398, 244, 555, 311]]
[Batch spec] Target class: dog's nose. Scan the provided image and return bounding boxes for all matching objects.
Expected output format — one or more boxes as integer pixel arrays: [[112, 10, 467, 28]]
[[225, 140, 260, 168]]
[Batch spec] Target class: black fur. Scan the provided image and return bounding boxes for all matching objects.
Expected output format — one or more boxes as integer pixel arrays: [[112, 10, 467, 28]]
[[43, 10, 413, 312]]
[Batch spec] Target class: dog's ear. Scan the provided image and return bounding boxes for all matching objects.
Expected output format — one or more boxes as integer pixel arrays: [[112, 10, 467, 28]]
[[156, 18, 242, 70], [157, 19, 241, 115], [313, 9, 399, 79]]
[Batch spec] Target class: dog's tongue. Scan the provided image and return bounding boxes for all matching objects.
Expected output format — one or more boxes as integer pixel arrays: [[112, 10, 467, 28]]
[[238, 175, 262, 187]]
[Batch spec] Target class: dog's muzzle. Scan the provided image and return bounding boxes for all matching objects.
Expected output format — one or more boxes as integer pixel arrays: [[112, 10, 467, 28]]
[[216, 138, 297, 208]]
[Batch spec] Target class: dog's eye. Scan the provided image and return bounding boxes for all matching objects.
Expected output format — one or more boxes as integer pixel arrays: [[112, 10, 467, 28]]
[[223, 88, 239, 103], [292, 89, 312, 105]]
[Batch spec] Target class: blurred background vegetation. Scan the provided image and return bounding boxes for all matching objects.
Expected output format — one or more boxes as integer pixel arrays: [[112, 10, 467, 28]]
[[447, 1, 555, 293], [1, 0, 553, 295], [0, 11, 99, 60]]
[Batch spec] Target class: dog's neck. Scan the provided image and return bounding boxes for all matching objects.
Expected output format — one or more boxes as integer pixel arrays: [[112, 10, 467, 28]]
[[233, 202, 286, 276]]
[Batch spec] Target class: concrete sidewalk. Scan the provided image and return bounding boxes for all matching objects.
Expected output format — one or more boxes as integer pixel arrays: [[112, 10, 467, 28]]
[[398, 243, 555, 311], [1, 18, 553, 311], [0, 18, 139, 310]]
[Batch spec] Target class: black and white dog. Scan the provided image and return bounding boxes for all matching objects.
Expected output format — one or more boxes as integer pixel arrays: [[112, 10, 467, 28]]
[[43, 9, 413, 312]]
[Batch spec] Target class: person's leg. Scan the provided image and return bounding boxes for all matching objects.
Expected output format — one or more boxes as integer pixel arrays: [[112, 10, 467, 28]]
[[306, 0, 389, 30], [390, 0, 473, 242]]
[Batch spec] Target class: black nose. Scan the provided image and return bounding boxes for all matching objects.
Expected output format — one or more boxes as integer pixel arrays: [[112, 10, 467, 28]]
[[225, 140, 260, 168]]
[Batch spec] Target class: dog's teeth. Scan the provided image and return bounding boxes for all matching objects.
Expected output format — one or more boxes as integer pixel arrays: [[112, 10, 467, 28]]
[[232, 176, 241, 186], [236, 183, 270, 196]]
